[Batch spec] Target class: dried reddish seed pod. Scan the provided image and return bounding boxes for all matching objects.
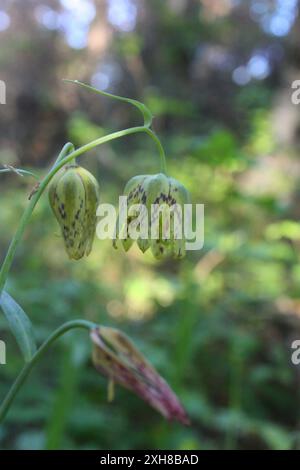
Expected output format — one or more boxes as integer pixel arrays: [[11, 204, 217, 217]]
[[90, 326, 190, 425]]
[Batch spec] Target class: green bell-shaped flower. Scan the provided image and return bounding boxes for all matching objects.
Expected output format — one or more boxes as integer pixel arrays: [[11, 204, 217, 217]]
[[49, 164, 100, 260], [113, 173, 190, 260]]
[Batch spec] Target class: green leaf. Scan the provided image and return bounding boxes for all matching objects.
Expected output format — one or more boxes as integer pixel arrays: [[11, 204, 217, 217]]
[[0, 291, 37, 362], [63, 79, 153, 127]]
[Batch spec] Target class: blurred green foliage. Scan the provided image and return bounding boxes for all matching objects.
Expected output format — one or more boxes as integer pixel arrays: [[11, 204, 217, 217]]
[[1, 0, 300, 450]]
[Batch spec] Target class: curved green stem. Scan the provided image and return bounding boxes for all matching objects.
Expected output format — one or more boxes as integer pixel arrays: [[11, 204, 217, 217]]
[[54, 142, 75, 165], [0, 125, 166, 294], [63, 80, 167, 172], [145, 128, 167, 174], [0, 319, 95, 424]]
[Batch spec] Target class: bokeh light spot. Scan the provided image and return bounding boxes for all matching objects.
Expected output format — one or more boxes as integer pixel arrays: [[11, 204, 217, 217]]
[[107, 0, 137, 32], [0, 10, 10, 31], [232, 66, 251, 86], [247, 54, 270, 79]]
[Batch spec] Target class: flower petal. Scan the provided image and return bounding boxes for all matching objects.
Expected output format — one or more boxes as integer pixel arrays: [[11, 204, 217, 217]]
[[90, 326, 190, 425]]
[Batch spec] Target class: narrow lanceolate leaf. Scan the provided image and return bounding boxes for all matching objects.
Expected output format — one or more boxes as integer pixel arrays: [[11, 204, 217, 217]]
[[0, 291, 37, 362], [63, 80, 153, 128]]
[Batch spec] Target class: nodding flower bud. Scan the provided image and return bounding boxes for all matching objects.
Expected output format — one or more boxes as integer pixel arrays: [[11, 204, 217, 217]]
[[49, 164, 100, 260], [113, 173, 190, 260], [90, 326, 190, 425]]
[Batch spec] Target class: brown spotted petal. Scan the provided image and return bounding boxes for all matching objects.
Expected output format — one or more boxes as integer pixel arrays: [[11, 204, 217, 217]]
[[114, 173, 191, 260], [48, 164, 100, 260], [90, 326, 190, 425]]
